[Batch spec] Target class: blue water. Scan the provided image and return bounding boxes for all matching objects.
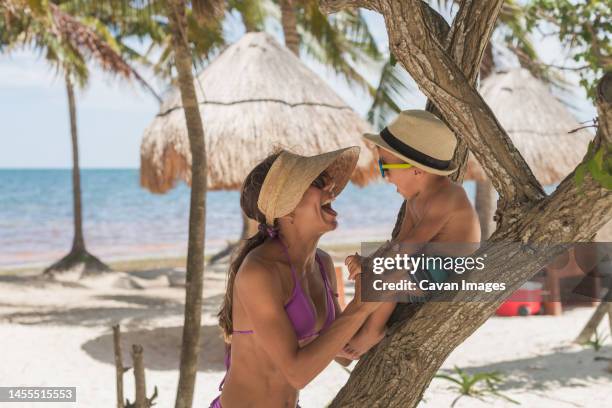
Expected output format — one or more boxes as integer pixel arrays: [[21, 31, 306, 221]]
[[0, 169, 476, 267]]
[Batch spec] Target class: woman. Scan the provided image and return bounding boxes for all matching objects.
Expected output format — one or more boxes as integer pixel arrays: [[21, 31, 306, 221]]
[[211, 147, 381, 408]]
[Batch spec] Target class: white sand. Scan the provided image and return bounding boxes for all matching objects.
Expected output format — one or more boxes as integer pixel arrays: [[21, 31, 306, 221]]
[[0, 265, 610, 408]]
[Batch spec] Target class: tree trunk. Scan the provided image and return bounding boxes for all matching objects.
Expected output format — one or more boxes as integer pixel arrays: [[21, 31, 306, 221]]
[[280, 0, 299, 55], [66, 74, 86, 254], [575, 301, 609, 343], [43, 74, 110, 277], [113, 325, 125, 408], [480, 42, 495, 79], [574, 279, 612, 344], [474, 45, 497, 240], [167, 1, 209, 407], [132, 345, 147, 408], [475, 179, 497, 239], [319, 1, 612, 406]]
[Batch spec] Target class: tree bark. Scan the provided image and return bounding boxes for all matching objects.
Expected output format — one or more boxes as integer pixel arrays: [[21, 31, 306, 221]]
[[113, 325, 125, 408], [475, 179, 497, 239], [391, 0, 545, 212], [391, 0, 497, 239], [318, 1, 612, 406], [574, 278, 612, 344], [280, 0, 300, 55], [473, 44, 497, 240], [132, 345, 147, 408], [574, 301, 609, 344], [167, 1, 209, 407], [65, 74, 86, 253]]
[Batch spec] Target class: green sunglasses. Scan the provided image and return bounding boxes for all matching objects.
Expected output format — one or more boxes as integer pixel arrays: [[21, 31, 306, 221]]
[[378, 158, 413, 177]]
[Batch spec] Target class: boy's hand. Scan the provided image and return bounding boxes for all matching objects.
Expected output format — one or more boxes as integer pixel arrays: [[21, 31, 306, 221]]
[[345, 253, 363, 280], [345, 259, 382, 315], [336, 348, 358, 361], [343, 326, 386, 359]]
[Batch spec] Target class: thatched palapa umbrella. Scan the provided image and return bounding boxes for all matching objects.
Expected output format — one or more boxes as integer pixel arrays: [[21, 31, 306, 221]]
[[465, 68, 594, 238], [140, 32, 377, 259]]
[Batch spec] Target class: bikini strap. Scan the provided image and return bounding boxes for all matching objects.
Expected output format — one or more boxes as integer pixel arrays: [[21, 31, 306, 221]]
[[315, 252, 336, 330], [315, 252, 332, 292], [218, 344, 231, 391]]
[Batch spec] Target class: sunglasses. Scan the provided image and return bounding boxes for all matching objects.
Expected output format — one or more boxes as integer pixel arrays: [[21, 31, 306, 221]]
[[378, 158, 413, 177], [311, 171, 330, 189]]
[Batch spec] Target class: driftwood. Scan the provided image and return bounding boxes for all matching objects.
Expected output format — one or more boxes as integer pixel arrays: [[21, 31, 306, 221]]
[[125, 344, 158, 408], [113, 325, 127, 408], [113, 325, 158, 408], [575, 278, 612, 344]]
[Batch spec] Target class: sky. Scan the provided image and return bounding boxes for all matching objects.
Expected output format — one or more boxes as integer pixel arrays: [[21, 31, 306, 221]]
[[0, 8, 596, 169]]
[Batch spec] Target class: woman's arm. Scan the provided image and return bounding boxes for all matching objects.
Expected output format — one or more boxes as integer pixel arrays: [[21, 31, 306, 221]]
[[235, 256, 376, 389], [317, 250, 355, 365]]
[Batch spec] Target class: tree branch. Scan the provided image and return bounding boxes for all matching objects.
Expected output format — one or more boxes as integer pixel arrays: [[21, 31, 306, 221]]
[[595, 72, 612, 145], [382, 0, 545, 213], [321, 0, 612, 405], [432, 0, 502, 184], [319, 0, 381, 13], [393, 0, 502, 237], [329, 71, 612, 408]]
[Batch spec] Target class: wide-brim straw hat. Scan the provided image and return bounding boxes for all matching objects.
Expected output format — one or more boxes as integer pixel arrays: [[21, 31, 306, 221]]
[[258, 147, 360, 225], [364, 110, 458, 175]]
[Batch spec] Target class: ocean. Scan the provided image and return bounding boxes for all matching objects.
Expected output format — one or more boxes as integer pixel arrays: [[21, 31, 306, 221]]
[[0, 169, 476, 268]]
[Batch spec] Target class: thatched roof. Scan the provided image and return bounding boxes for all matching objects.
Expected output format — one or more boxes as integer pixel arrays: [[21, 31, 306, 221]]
[[464, 68, 594, 185], [140, 32, 377, 193]]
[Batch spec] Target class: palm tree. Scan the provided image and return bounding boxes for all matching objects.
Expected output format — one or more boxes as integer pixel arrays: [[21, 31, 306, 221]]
[[164, 1, 223, 406], [0, 0, 156, 277], [75, 1, 221, 404]]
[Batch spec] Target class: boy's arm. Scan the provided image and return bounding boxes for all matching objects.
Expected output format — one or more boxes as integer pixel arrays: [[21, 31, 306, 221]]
[[318, 250, 354, 366], [344, 191, 457, 357]]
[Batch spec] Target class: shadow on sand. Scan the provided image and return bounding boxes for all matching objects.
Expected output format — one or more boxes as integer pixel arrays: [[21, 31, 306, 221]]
[[82, 324, 227, 372], [437, 345, 612, 392], [1, 293, 224, 327]]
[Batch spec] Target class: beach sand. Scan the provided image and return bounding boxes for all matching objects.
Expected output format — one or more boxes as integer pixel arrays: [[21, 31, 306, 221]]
[[0, 259, 610, 408]]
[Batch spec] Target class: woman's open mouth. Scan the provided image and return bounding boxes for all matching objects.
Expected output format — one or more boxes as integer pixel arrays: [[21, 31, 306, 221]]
[[321, 201, 337, 217]]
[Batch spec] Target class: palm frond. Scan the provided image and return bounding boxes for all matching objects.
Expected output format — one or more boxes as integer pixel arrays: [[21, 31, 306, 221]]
[[331, 8, 381, 60], [367, 55, 414, 128], [295, 0, 379, 90], [228, 0, 267, 32], [192, 0, 225, 23]]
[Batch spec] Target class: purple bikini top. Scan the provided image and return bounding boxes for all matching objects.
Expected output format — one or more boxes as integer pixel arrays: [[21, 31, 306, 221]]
[[233, 238, 336, 340]]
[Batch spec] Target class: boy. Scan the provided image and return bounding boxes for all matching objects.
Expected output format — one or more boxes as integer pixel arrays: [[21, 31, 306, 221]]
[[344, 110, 481, 358]]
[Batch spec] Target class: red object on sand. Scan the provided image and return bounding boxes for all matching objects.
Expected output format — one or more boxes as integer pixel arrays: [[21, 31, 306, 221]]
[[496, 282, 543, 317]]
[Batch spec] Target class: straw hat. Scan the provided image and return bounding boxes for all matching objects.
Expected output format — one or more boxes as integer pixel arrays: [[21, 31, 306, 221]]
[[258, 147, 360, 225], [364, 110, 458, 175]]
